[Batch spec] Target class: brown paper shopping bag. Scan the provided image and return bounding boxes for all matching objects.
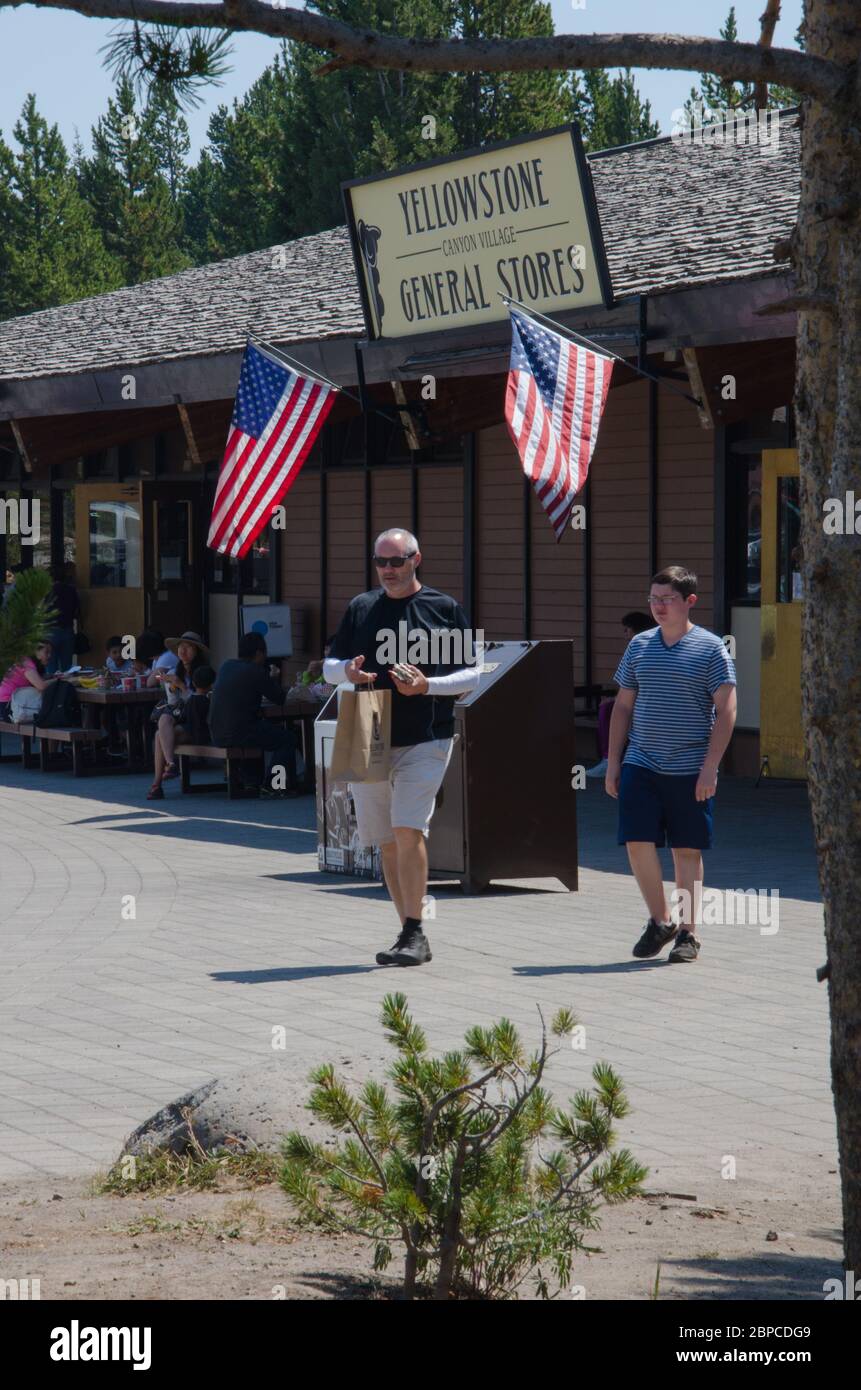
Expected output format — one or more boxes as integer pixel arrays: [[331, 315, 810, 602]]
[[330, 685, 391, 782]]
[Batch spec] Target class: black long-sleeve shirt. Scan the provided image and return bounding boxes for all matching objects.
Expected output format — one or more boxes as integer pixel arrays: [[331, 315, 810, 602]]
[[209, 659, 285, 745]]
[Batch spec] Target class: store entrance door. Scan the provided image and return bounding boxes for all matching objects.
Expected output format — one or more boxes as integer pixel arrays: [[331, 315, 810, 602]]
[[74, 483, 145, 663], [142, 483, 205, 643]]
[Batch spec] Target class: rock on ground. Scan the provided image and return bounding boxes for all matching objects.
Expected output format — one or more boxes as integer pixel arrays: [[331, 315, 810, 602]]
[[123, 1055, 386, 1158]]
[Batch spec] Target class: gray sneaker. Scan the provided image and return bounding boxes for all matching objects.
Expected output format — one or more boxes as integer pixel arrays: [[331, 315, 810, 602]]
[[668, 929, 701, 963], [632, 918, 678, 959], [376, 928, 432, 967]]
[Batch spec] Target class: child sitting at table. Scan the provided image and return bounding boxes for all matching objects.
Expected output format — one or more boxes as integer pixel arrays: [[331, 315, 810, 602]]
[[105, 635, 134, 677], [179, 665, 215, 745]]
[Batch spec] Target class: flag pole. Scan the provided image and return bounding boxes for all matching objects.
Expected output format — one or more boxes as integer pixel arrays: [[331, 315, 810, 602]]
[[245, 328, 345, 395], [245, 326, 404, 426], [498, 294, 704, 409]]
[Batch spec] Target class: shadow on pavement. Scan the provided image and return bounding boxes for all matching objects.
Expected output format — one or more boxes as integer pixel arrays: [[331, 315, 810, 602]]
[[211, 965, 379, 984], [514, 960, 667, 975], [266, 871, 563, 898], [577, 779, 820, 904], [1, 762, 821, 905]]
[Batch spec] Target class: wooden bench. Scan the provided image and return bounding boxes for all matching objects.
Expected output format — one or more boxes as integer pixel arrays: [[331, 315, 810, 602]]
[[36, 726, 109, 776], [175, 744, 264, 799], [0, 720, 38, 768]]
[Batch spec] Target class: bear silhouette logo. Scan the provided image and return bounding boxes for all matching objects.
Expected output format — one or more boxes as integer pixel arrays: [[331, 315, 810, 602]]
[[357, 219, 385, 333]]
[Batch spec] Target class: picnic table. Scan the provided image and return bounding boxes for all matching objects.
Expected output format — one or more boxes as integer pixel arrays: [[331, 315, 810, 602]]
[[63, 683, 321, 786], [76, 685, 161, 770], [262, 694, 323, 793]]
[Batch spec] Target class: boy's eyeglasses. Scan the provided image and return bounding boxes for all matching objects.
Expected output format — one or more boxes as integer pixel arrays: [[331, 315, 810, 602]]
[[373, 553, 416, 569], [648, 594, 682, 606]]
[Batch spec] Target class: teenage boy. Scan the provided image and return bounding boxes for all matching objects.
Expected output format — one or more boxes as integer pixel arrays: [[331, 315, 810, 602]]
[[605, 566, 737, 963]]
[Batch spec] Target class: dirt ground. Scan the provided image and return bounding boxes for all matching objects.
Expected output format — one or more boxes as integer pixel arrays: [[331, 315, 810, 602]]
[[0, 1169, 843, 1301]]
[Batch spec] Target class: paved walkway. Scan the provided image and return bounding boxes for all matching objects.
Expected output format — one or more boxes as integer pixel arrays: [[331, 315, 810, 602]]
[[0, 758, 836, 1213]]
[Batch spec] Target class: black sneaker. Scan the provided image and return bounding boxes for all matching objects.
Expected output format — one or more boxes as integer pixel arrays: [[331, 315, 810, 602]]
[[632, 918, 678, 959], [668, 929, 701, 963], [375, 928, 432, 967]]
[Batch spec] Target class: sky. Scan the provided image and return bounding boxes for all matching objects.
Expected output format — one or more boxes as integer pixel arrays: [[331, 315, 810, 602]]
[[0, 0, 805, 161]]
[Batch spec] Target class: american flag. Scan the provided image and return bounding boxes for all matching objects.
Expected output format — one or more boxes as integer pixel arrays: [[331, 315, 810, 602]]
[[505, 308, 613, 540], [208, 340, 337, 558]]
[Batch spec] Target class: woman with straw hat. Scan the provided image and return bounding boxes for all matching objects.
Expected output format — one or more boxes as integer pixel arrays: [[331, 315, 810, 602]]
[[147, 632, 210, 800]]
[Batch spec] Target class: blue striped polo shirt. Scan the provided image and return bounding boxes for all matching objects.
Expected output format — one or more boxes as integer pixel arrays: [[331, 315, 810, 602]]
[[613, 625, 737, 775]]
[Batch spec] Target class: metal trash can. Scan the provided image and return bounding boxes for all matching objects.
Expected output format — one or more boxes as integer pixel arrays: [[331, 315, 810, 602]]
[[315, 688, 381, 879]]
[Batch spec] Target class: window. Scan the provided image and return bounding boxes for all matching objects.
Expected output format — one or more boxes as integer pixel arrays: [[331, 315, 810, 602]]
[[245, 532, 271, 595], [777, 476, 802, 602], [88, 500, 141, 587], [206, 526, 271, 596], [30, 486, 52, 572], [727, 456, 763, 602], [62, 490, 76, 566], [154, 500, 191, 584]]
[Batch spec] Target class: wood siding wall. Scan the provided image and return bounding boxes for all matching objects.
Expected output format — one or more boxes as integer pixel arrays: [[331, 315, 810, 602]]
[[277, 382, 715, 685], [590, 380, 651, 683], [476, 425, 525, 636], [418, 465, 464, 604], [280, 470, 321, 682], [657, 388, 715, 630]]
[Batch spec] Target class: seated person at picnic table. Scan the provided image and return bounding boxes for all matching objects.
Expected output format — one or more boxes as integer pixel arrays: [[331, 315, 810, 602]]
[[0, 640, 64, 723], [290, 637, 336, 701], [209, 632, 298, 796], [586, 610, 654, 778], [146, 632, 209, 800], [147, 664, 215, 800], [105, 635, 134, 677], [139, 630, 179, 684]]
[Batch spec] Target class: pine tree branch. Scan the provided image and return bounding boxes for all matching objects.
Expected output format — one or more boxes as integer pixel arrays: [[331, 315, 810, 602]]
[[315, 1076, 389, 1193], [472, 1010, 550, 1156], [754, 0, 783, 111], [1, 3, 849, 106]]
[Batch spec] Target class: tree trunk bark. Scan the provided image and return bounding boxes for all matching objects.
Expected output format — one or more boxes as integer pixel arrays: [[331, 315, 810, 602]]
[[434, 1135, 469, 1299], [795, 0, 861, 1274]]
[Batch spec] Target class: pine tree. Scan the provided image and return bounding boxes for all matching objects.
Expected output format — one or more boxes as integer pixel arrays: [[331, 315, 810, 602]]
[[184, 0, 580, 257], [449, 0, 569, 149], [0, 95, 121, 319], [183, 52, 294, 261], [147, 86, 191, 203], [684, 7, 804, 116], [570, 68, 659, 151], [77, 78, 191, 284]]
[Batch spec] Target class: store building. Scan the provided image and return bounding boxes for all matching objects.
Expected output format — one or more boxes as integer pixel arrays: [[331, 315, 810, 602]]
[[0, 109, 803, 776]]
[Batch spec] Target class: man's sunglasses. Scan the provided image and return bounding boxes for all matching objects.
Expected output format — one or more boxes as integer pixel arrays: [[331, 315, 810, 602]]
[[373, 553, 416, 569]]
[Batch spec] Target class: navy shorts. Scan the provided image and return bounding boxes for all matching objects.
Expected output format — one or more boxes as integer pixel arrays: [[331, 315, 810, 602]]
[[617, 763, 714, 850]]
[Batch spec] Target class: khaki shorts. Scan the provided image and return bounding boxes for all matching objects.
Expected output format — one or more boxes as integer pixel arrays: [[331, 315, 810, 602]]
[[350, 737, 453, 846]]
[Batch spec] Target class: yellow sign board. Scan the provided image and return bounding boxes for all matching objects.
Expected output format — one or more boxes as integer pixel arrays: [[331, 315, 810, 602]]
[[343, 125, 612, 340]]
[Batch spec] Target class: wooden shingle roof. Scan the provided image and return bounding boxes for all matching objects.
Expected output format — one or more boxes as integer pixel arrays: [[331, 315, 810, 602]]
[[0, 111, 800, 384]]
